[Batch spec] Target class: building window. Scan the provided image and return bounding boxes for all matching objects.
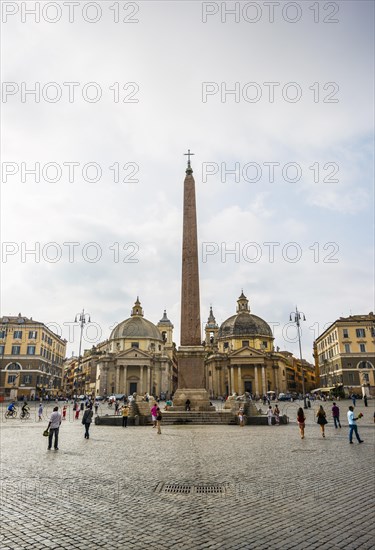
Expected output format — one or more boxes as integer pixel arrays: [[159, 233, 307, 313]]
[[0, 330, 6, 339], [242, 341, 249, 348], [343, 329, 349, 338], [13, 331, 22, 339], [22, 374, 32, 384], [344, 344, 351, 353], [27, 345, 36, 355], [131, 342, 139, 348], [224, 342, 229, 349], [28, 331, 37, 339], [0, 345, 4, 355], [8, 375, 17, 383], [359, 343, 366, 353], [262, 341, 268, 349], [11, 346, 21, 355], [348, 373, 354, 383], [356, 328, 366, 338]]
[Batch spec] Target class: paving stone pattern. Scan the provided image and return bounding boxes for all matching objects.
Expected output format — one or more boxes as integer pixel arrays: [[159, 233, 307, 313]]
[[1, 400, 374, 549]]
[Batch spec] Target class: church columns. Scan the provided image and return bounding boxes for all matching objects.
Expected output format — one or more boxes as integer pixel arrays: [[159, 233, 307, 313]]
[[237, 366, 242, 394], [115, 366, 120, 393], [230, 367, 235, 394], [254, 366, 259, 397], [123, 365, 127, 395], [147, 366, 151, 394], [139, 366, 144, 394], [261, 365, 266, 396], [158, 366, 162, 397]]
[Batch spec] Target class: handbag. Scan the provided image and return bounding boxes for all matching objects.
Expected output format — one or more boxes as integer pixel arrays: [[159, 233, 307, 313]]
[[43, 429, 50, 437]]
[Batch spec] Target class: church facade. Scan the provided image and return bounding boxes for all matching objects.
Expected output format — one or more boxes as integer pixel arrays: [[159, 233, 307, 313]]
[[204, 292, 315, 398], [95, 299, 177, 398]]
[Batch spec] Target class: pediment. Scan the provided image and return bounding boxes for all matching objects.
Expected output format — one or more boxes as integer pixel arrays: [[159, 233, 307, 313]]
[[114, 347, 151, 360], [229, 346, 265, 358]]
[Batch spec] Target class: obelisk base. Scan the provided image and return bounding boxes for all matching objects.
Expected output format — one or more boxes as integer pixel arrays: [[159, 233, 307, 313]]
[[171, 346, 215, 411]]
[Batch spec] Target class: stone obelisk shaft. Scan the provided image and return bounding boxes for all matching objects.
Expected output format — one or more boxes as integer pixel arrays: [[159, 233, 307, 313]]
[[180, 170, 201, 346]]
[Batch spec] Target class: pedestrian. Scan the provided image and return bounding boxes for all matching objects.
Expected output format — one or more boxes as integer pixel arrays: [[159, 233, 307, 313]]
[[238, 408, 244, 427], [38, 402, 43, 421], [94, 401, 99, 415], [121, 404, 129, 427], [75, 402, 80, 420], [273, 404, 280, 425], [47, 406, 62, 450], [316, 405, 328, 438], [156, 407, 162, 434], [347, 406, 364, 444], [351, 394, 356, 407], [364, 395, 368, 407], [82, 405, 93, 439], [185, 399, 191, 411], [62, 405, 67, 420], [297, 407, 306, 439], [331, 402, 341, 429], [267, 406, 274, 426], [80, 402, 84, 412], [115, 401, 120, 415], [151, 402, 158, 428]]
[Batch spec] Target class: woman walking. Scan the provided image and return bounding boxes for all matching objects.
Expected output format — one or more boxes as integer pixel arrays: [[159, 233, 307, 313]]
[[238, 408, 244, 427], [156, 407, 162, 434], [297, 407, 306, 439], [273, 404, 280, 425], [38, 402, 43, 421], [316, 405, 328, 438]]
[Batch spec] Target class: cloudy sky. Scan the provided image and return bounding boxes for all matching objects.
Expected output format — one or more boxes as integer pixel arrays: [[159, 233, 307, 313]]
[[1, 0, 374, 360]]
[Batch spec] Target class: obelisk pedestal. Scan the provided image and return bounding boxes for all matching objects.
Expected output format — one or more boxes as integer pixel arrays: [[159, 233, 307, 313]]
[[171, 151, 214, 411]]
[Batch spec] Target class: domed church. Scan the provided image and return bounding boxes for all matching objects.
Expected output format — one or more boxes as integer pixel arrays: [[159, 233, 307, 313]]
[[204, 292, 289, 398], [96, 298, 177, 397]]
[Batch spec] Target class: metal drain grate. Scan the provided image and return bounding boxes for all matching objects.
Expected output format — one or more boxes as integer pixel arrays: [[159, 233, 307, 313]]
[[154, 482, 228, 495]]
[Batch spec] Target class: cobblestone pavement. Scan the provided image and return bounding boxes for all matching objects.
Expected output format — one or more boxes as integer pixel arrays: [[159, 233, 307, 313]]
[[1, 400, 374, 550]]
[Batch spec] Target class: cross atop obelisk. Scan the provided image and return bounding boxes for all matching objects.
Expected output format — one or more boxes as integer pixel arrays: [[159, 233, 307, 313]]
[[184, 149, 194, 174]]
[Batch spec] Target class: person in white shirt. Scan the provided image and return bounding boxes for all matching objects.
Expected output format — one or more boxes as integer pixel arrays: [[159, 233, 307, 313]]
[[267, 406, 274, 426], [347, 406, 364, 444], [47, 406, 62, 450]]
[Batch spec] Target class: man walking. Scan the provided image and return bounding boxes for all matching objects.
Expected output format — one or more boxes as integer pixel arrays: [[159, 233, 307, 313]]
[[47, 406, 62, 450], [82, 405, 93, 439], [332, 402, 341, 429], [347, 406, 364, 444], [121, 404, 129, 428]]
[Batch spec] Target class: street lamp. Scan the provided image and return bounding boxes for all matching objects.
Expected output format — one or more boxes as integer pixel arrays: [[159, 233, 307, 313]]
[[290, 307, 307, 409], [74, 309, 91, 397]]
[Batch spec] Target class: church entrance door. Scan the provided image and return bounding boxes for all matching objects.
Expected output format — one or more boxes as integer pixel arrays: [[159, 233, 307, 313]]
[[244, 381, 252, 393], [129, 382, 137, 394]]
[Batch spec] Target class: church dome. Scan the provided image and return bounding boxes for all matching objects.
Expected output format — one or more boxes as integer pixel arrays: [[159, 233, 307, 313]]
[[218, 313, 273, 339], [109, 298, 163, 341], [218, 292, 273, 339]]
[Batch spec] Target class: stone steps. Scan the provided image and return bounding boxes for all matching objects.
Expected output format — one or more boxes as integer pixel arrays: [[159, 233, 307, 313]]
[[161, 411, 237, 425]]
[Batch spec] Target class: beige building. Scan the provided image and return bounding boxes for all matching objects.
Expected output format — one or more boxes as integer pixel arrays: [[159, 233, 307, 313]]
[[0, 314, 66, 400], [95, 298, 177, 398], [204, 293, 316, 398], [314, 313, 375, 397]]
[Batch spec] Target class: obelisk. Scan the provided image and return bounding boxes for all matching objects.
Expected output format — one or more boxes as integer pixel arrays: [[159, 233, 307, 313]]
[[172, 151, 214, 411]]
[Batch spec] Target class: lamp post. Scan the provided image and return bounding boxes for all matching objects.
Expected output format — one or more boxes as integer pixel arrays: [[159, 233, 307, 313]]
[[290, 307, 307, 409], [74, 309, 91, 398], [0, 325, 8, 400]]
